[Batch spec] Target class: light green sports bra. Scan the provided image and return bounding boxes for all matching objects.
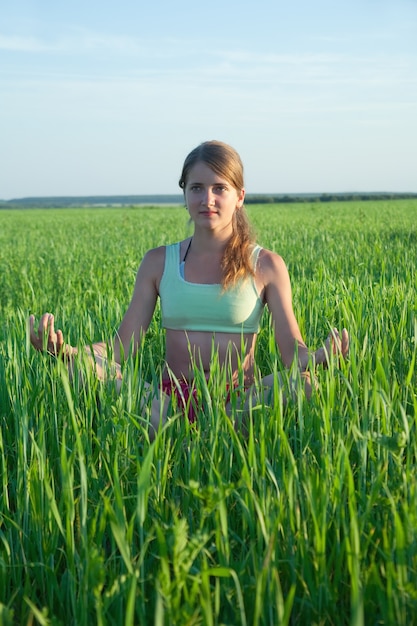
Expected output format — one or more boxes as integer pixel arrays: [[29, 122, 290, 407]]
[[159, 242, 265, 333]]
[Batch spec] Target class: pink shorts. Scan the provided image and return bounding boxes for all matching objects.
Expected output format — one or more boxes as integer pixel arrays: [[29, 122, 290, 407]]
[[160, 378, 245, 424], [161, 378, 199, 423]]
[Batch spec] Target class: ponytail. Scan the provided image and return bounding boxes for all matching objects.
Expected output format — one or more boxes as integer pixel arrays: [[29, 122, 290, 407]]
[[221, 206, 256, 290]]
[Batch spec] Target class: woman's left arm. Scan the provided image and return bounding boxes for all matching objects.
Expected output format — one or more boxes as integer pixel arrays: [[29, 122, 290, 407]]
[[260, 249, 348, 371]]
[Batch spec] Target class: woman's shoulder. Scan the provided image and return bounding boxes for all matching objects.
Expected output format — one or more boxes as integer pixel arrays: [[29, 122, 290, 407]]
[[138, 246, 168, 281], [142, 245, 165, 263], [254, 246, 290, 284], [256, 246, 287, 270]]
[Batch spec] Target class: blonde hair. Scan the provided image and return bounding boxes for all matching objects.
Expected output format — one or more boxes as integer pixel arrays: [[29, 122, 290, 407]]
[[179, 140, 256, 290]]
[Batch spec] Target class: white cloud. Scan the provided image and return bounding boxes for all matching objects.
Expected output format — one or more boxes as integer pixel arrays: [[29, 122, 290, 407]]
[[0, 34, 52, 52]]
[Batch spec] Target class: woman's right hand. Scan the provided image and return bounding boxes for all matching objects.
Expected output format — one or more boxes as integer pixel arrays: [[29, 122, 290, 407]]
[[29, 313, 75, 358]]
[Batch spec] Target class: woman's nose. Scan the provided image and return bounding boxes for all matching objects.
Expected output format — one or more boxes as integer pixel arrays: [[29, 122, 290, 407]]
[[201, 188, 215, 206]]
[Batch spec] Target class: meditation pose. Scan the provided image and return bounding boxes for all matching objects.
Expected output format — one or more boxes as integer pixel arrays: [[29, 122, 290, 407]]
[[30, 140, 349, 433]]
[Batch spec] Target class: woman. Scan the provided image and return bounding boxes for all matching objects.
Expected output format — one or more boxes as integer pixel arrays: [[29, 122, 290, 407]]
[[30, 140, 349, 433]]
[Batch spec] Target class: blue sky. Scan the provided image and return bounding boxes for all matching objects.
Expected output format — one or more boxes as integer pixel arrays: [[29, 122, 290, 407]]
[[1, 0, 416, 198]]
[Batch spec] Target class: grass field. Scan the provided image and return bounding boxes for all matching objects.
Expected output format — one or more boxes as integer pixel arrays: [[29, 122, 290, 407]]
[[0, 200, 416, 625]]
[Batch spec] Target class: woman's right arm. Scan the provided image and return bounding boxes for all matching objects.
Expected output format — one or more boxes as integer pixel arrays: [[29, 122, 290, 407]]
[[112, 247, 163, 363]]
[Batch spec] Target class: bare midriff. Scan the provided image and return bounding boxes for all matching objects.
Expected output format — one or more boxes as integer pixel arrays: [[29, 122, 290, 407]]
[[163, 328, 257, 385]]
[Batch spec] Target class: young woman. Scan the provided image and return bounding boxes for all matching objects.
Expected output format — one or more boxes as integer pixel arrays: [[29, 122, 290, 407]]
[[29, 140, 349, 433]]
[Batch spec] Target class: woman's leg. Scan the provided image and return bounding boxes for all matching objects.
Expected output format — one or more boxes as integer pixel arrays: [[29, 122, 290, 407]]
[[82, 344, 170, 439], [225, 370, 313, 431]]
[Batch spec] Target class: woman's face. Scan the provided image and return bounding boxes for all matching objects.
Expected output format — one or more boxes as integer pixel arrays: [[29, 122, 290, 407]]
[[184, 161, 245, 233]]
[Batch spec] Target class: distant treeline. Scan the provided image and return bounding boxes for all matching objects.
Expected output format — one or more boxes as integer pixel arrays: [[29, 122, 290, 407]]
[[245, 192, 417, 204], [0, 195, 184, 208], [1, 192, 416, 208]]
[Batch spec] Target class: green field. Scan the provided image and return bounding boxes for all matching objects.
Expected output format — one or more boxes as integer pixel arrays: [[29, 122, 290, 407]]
[[1, 200, 416, 625]]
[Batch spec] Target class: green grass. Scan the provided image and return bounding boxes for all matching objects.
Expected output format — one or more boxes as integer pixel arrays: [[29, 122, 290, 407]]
[[0, 200, 416, 625]]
